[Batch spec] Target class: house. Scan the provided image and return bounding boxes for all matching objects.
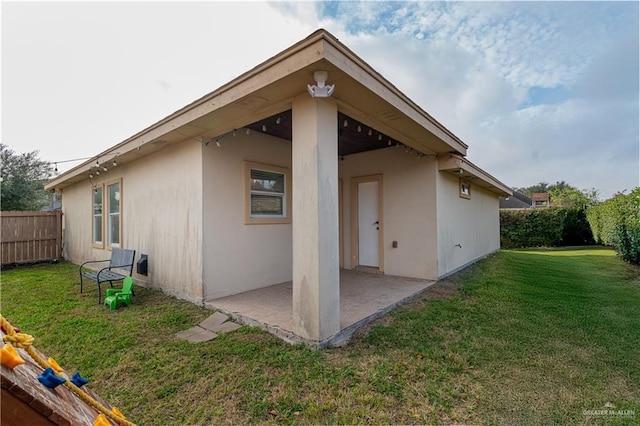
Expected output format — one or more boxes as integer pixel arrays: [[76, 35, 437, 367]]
[[45, 29, 511, 345], [532, 192, 551, 207], [499, 190, 533, 209]]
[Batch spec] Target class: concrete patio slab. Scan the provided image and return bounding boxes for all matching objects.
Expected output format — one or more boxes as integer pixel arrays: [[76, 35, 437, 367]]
[[206, 269, 435, 347]]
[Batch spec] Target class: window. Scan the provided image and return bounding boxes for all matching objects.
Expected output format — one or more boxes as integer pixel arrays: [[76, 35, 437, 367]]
[[92, 185, 104, 247], [459, 179, 471, 199], [107, 181, 121, 246], [245, 161, 291, 224]]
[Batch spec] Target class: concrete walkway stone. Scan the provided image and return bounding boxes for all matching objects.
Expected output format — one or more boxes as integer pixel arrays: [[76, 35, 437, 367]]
[[207, 321, 241, 333], [176, 312, 241, 343], [175, 326, 218, 343], [199, 312, 230, 331]]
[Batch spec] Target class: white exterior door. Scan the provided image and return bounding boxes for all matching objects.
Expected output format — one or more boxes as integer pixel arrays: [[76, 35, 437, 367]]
[[358, 181, 379, 267]]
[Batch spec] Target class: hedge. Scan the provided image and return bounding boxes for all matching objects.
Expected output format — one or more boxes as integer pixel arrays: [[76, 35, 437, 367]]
[[500, 207, 594, 249], [587, 188, 640, 264]]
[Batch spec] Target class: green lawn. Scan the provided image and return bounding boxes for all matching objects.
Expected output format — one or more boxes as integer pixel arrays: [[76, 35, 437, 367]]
[[2, 247, 639, 425]]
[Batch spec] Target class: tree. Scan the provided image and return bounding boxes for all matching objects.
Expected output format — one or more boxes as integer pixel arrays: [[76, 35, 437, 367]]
[[515, 182, 549, 196], [549, 186, 599, 208], [1, 144, 53, 211]]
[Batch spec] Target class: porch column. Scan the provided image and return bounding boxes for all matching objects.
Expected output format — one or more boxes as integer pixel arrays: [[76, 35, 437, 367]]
[[291, 93, 340, 341]]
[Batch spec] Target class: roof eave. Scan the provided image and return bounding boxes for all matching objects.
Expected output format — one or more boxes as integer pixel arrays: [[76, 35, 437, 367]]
[[47, 29, 472, 189], [438, 154, 512, 197]]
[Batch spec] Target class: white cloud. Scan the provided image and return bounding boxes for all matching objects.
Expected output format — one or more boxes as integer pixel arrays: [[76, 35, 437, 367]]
[[320, 1, 638, 198], [2, 2, 317, 167], [2, 1, 637, 198]]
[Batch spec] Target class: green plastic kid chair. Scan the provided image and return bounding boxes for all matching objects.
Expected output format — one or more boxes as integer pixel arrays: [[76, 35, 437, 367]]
[[103, 276, 134, 311]]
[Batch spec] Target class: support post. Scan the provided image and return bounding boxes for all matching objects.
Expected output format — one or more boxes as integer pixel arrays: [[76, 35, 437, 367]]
[[291, 93, 340, 341]]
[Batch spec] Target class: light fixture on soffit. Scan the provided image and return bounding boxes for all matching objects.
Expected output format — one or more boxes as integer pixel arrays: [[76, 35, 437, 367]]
[[307, 71, 335, 98]]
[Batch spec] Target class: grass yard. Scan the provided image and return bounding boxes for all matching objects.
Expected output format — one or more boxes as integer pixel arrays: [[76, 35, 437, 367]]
[[2, 247, 639, 425]]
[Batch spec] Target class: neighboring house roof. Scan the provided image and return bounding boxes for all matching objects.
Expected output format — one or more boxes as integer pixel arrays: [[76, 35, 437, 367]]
[[532, 192, 550, 201], [532, 192, 551, 207], [45, 29, 509, 196], [499, 190, 532, 209]]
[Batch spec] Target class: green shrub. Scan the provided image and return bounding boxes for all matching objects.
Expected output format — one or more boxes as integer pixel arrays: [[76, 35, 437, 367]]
[[500, 207, 594, 249], [587, 188, 640, 264]]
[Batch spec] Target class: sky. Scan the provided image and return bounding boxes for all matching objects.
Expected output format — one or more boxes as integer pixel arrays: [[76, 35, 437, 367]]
[[2, 1, 638, 199]]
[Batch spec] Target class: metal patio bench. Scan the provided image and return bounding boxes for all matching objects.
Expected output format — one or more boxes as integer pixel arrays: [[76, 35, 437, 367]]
[[79, 248, 136, 304]]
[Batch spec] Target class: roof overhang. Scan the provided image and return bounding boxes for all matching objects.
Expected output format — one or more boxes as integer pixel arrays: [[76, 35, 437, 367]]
[[438, 154, 512, 197], [47, 29, 471, 190]]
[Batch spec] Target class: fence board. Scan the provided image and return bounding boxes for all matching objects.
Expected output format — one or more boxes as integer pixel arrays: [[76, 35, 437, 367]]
[[1, 211, 62, 265]]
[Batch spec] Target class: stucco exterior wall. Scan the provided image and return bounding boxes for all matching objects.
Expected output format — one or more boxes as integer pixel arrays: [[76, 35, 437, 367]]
[[436, 171, 500, 277], [339, 147, 439, 280], [202, 131, 293, 300], [61, 142, 204, 303], [61, 183, 94, 264]]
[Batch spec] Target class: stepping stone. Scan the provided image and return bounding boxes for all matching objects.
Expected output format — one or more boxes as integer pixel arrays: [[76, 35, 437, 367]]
[[175, 326, 218, 343], [199, 312, 230, 331], [207, 321, 241, 333]]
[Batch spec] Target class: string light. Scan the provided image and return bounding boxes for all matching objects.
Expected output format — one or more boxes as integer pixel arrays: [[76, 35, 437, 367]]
[[262, 124, 267, 132], [368, 129, 372, 136], [275, 116, 282, 125], [343, 119, 348, 127], [357, 125, 362, 133], [233, 129, 237, 137]]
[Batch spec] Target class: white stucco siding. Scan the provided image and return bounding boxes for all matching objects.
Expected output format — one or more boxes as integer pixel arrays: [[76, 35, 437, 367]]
[[61, 142, 204, 303], [60, 183, 94, 264], [124, 143, 204, 302], [436, 171, 500, 277], [339, 147, 439, 280], [202, 131, 293, 300]]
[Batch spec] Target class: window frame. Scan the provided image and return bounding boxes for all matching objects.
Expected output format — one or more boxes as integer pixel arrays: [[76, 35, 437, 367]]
[[244, 161, 291, 225], [459, 178, 471, 200], [92, 184, 105, 249], [106, 178, 123, 248]]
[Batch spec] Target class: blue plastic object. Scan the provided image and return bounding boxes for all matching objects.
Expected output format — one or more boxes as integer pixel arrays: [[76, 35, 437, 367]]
[[38, 367, 66, 388], [70, 371, 89, 387]]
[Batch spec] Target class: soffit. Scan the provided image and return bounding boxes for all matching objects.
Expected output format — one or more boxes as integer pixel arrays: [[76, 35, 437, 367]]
[[245, 110, 405, 157]]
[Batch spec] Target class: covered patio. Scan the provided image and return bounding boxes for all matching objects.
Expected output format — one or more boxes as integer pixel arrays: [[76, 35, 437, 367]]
[[205, 270, 435, 347]]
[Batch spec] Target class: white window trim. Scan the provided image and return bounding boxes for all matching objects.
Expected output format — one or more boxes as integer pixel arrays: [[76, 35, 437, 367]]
[[244, 161, 291, 225], [459, 178, 471, 199], [92, 184, 105, 248], [106, 179, 122, 248]]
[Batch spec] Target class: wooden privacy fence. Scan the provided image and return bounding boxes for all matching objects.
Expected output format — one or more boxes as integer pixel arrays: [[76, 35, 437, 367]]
[[1, 211, 63, 265]]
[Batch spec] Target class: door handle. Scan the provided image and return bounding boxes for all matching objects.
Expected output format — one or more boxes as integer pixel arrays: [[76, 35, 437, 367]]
[[372, 220, 379, 225]]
